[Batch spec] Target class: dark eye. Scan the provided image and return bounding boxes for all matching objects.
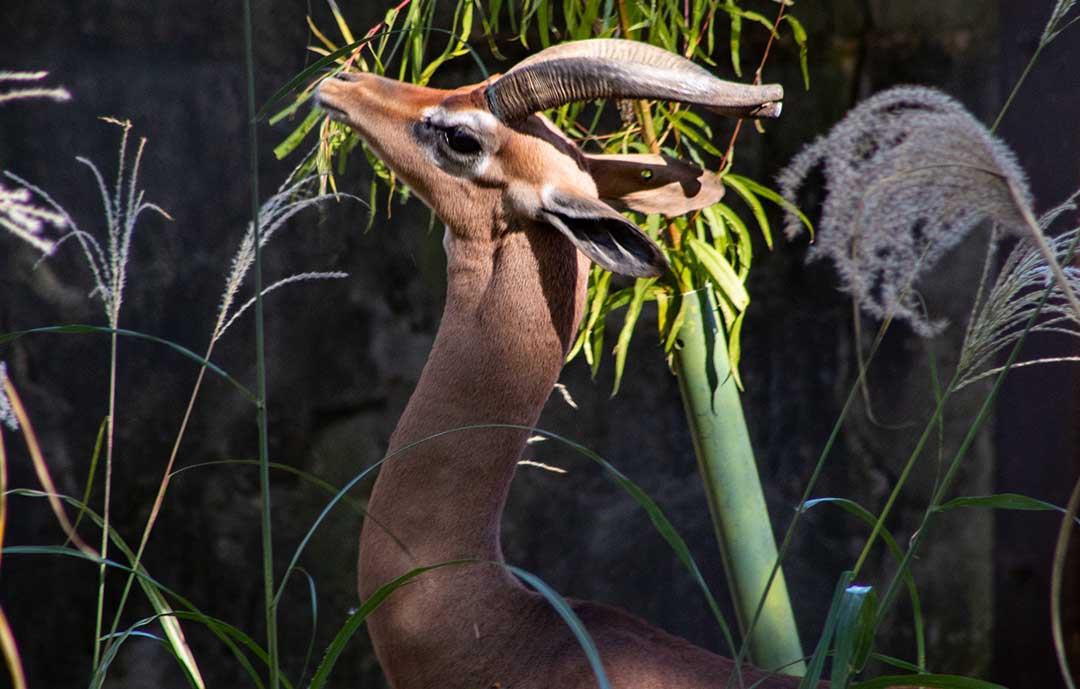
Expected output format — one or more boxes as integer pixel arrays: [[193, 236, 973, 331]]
[[445, 127, 482, 155]]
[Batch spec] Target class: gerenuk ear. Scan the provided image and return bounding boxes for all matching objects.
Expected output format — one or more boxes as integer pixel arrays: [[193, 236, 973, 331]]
[[540, 187, 669, 278], [585, 153, 725, 216]]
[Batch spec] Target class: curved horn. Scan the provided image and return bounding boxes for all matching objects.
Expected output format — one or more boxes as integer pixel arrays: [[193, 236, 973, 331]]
[[484, 39, 783, 123]]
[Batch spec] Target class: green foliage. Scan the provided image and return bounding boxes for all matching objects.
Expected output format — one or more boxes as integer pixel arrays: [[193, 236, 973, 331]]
[[270, 0, 812, 392]]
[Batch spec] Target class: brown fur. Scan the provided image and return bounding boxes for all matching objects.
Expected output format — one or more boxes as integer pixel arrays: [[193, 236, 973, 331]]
[[317, 72, 808, 689]]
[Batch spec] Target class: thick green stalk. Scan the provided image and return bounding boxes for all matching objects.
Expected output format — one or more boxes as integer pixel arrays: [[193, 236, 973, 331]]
[[673, 288, 805, 675]]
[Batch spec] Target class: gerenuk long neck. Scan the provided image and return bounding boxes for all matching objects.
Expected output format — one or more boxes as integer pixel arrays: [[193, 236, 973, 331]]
[[358, 220, 588, 598]]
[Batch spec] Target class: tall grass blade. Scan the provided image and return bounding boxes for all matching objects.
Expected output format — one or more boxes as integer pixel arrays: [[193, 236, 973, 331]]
[[850, 675, 1007, 689], [1, 376, 96, 556], [307, 562, 468, 689], [1051, 475, 1080, 689], [0, 419, 26, 689], [9, 491, 207, 687], [0, 325, 255, 402], [803, 497, 925, 671], [799, 571, 854, 689]]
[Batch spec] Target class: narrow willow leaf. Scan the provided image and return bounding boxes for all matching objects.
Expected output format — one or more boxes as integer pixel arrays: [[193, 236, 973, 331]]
[[688, 235, 749, 310], [327, 0, 356, 44], [612, 277, 656, 396], [781, 15, 811, 89], [725, 308, 746, 389], [726, 0, 743, 76], [723, 174, 773, 249], [726, 173, 814, 240], [710, 202, 753, 266], [273, 107, 322, 160], [268, 89, 313, 127], [306, 14, 339, 53], [668, 112, 725, 157], [567, 269, 610, 362]]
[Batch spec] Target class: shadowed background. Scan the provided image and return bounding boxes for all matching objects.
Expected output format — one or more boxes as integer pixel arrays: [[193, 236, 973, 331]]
[[0, 1, 1077, 687]]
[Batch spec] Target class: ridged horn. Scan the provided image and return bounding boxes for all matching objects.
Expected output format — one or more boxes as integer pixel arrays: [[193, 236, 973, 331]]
[[484, 39, 783, 123]]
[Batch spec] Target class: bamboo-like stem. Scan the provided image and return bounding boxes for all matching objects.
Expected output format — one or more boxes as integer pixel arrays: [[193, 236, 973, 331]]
[[673, 289, 805, 675]]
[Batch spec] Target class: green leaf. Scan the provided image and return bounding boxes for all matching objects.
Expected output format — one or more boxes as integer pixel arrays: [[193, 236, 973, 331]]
[[832, 584, 875, 688], [709, 203, 752, 272], [687, 235, 749, 311], [802, 497, 926, 671], [851, 675, 1008, 689], [273, 107, 322, 160], [937, 493, 1070, 514], [69, 417, 108, 543], [799, 571, 855, 689], [724, 307, 746, 389], [307, 562, 469, 689], [723, 174, 773, 249], [612, 277, 656, 396], [0, 325, 254, 402], [726, 173, 815, 239], [508, 566, 613, 689], [781, 14, 811, 90], [268, 89, 313, 126], [567, 269, 610, 363], [326, 0, 356, 44], [725, 0, 742, 76], [870, 653, 924, 674]]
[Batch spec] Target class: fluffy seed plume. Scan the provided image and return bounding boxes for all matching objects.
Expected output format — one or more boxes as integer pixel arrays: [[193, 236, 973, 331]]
[[0, 71, 71, 253], [0, 362, 17, 431], [0, 70, 70, 106], [6, 118, 172, 327], [0, 180, 65, 253], [778, 86, 1037, 335], [956, 193, 1080, 390], [213, 167, 363, 344]]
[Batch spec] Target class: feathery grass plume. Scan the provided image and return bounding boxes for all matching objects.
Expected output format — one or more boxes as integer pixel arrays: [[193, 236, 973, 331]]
[[778, 86, 1037, 335], [0, 181, 65, 254], [213, 172, 358, 343], [0, 70, 70, 106], [955, 193, 1080, 390], [0, 71, 70, 254], [0, 363, 16, 431], [5, 118, 171, 326], [1042, 0, 1079, 45]]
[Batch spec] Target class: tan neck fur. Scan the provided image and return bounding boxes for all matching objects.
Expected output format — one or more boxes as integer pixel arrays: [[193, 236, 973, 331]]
[[356, 215, 589, 681]]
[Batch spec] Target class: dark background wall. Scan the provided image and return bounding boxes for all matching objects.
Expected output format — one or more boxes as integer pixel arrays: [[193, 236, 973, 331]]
[[0, 2, 1077, 688]]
